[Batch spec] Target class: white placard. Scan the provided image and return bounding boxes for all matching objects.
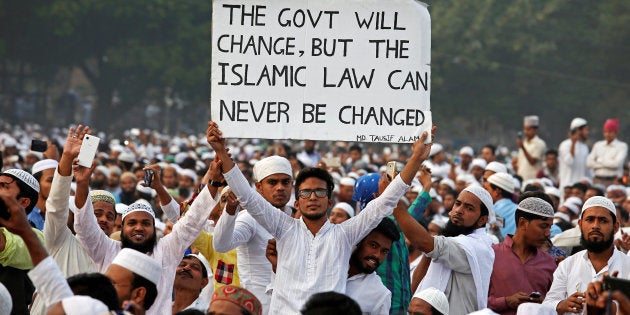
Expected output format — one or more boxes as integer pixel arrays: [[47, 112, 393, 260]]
[[210, 0, 431, 143]]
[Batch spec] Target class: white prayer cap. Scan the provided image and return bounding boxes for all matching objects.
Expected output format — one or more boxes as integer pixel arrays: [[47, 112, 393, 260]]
[[440, 178, 455, 190], [3, 137, 16, 147], [339, 177, 356, 187], [174, 152, 188, 164], [122, 201, 156, 220], [179, 169, 198, 183], [185, 253, 211, 278], [545, 186, 561, 199], [570, 117, 588, 130], [487, 173, 515, 193], [411, 185, 423, 194], [456, 173, 477, 185], [459, 146, 474, 156], [518, 197, 554, 218], [517, 302, 555, 315], [581, 196, 616, 219], [463, 185, 495, 224], [253, 155, 292, 182], [115, 203, 128, 215], [562, 196, 583, 215], [524, 115, 540, 127], [118, 151, 136, 163], [2, 168, 40, 193], [429, 188, 442, 203], [472, 158, 487, 169], [429, 143, 443, 157], [136, 182, 157, 198], [219, 186, 231, 200], [111, 248, 161, 286], [333, 202, 355, 218], [430, 216, 448, 229], [31, 159, 58, 175], [94, 165, 110, 178], [607, 185, 627, 196], [0, 282, 11, 315], [554, 212, 571, 223], [413, 287, 449, 315], [108, 165, 122, 176], [485, 161, 507, 174], [62, 296, 109, 315], [201, 152, 214, 160], [90, 190, 116, 206], [347, 172, 360, 180], [539, 177, 554, 188]]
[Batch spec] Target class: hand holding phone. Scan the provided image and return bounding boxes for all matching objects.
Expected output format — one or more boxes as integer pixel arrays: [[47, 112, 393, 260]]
[[144, 170, 154, 187], [77, 134, 100, 168], [386, 161, 397, 181]]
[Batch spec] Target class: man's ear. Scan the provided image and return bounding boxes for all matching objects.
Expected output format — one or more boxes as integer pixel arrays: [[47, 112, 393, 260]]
[[254, 181, 262, 193], [201, 278, 209, 289], [131, 286, 147, 307], [477, 215, 489, 228], [327, 198, 333, 210], [17, 197, 30, 211]]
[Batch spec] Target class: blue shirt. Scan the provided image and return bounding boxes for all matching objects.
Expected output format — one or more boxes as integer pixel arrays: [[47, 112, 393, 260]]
[[494, 198, 517, 238], [27, 206, 45, 230]]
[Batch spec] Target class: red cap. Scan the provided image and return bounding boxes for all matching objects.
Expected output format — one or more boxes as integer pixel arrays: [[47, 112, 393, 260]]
[[603, 119, 619, 132]]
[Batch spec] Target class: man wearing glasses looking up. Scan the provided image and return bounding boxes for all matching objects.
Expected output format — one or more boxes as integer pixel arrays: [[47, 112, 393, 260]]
[[206, 121, 435, 315]]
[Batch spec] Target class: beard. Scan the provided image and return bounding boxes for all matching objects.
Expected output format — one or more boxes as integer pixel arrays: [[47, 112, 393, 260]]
[[300, 210, 327, 221], [350, 249, 380, 274], [580, 232, 614, 253], [442, 219, 478, 237], [121, 231, 157, 254]]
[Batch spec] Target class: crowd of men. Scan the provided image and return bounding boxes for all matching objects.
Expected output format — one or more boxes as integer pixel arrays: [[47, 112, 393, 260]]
[[0, 115, 628, 315]]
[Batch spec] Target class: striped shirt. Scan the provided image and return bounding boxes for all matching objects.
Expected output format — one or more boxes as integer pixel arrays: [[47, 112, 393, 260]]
[[224, 166, 409, 315]]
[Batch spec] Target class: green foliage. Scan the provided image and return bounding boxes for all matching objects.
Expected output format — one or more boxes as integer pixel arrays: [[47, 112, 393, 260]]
[[426, 0, 629, 147]]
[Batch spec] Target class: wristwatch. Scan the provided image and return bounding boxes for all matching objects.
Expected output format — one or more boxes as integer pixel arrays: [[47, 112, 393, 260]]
[[210, 180, 226, 187]]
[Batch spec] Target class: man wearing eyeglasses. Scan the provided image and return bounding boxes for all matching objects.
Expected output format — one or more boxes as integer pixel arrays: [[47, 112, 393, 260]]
[[206, 121, 435, 314], [213, 155, 294, 315]]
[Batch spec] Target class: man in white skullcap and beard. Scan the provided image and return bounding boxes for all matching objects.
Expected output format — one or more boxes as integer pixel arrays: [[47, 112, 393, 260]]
[[72, 125, 218, 315], [105, 248, 162, 312], [543, 196, 630, 314], [393, 185, 496, 315], [517, 115, 547, 181], [213, 155, 295, 314]]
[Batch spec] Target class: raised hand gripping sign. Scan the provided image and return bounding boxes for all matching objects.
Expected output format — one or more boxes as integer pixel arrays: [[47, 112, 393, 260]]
[[210, 0, 431, 143]]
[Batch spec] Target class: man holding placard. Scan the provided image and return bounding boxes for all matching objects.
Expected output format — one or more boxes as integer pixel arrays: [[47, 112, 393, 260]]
[[206, 120, 434, 314]]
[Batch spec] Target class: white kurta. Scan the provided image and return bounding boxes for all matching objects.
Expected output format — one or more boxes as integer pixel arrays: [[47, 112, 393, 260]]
[[224, 166, 409, 315], [213, 206, 293, 315], [27, 256, 74, 310], [558, 139, 590, 190], [31, 169, 98, 315], [517, 135, 547, 181], [74, 187, 216, 315], [542, 249, 630, 314], [346, 272, 392, 315]]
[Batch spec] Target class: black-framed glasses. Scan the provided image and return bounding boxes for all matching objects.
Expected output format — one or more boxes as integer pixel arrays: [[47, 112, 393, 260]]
[[297, 188, 328, 199]]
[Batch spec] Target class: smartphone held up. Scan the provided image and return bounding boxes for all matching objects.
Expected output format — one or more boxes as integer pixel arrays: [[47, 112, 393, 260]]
[[77, 134, 101, 168]]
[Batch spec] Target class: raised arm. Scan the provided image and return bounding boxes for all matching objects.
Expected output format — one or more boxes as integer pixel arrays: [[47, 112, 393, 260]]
[[345, 127, 435, 245], [207, 121, 293, 238], [0, 192, 74, 306], [45, 125, 89, 251]]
